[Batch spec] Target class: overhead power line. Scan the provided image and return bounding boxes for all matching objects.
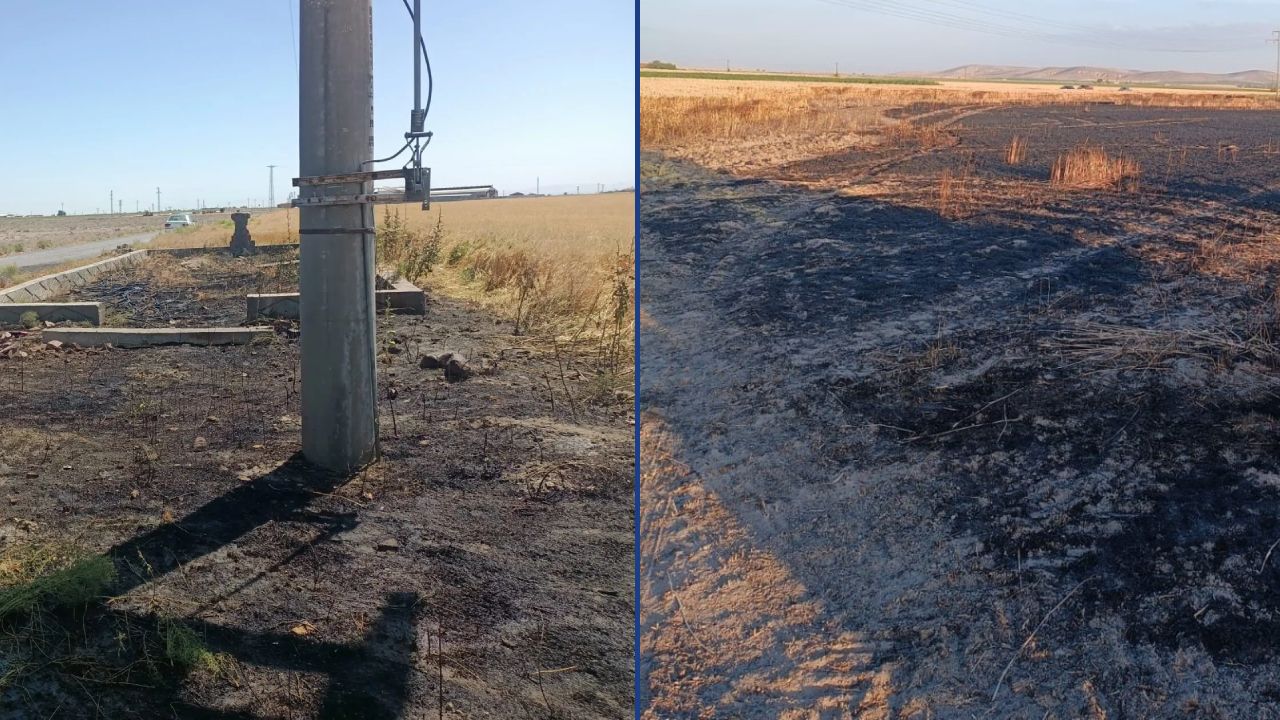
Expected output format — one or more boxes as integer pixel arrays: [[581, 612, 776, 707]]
[[815, 0, 1259, 54]]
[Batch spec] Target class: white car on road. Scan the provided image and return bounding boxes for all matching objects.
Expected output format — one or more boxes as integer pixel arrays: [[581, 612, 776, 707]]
[[164, 213, 195, 230]]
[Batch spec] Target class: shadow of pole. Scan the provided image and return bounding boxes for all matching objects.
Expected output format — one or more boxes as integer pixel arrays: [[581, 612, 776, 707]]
[[79, 454, 423, 718]]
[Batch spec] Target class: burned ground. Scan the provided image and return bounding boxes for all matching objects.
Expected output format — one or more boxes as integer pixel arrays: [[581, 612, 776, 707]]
[[61, 251, 300, 327], [642, 102, 1280, 718], [0, 257, 633, 719]]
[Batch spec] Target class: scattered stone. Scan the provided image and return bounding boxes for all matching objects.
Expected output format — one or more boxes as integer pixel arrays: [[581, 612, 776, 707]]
[[7, 496, 17, 506], [24, 471, 38, 479], [419, 352, 449, 370], [445, 355, 472, 382], [376, 538, 401, 552], [46, 340, 63, 350], [193, 436, 209, 451], [387, 344, 404, 355], [206, 416, 221, 424]]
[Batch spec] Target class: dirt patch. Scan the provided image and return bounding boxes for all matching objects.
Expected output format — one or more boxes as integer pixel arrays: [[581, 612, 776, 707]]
[[0, 280, 633, 718]]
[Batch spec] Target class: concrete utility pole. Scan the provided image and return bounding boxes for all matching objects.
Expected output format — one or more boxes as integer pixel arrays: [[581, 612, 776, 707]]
[[156, 187, 161, 213], [110, 190, 114, 215], [118, 200, 122, 214], [267, 165, 277, 207], [1271, 31, 1280, 95], [298, 0, 379, 472]]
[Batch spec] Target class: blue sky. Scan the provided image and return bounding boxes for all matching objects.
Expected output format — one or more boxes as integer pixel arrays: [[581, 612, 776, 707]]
[[642, 0, 1280, 77], [0, 1, 635, 216]]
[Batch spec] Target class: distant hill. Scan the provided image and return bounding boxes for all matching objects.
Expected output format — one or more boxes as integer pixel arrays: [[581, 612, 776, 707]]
[[927, 64, 1276, 88]]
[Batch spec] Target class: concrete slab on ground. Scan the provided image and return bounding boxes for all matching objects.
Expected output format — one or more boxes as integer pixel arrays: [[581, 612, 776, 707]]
[[44, 326, 273, 348]]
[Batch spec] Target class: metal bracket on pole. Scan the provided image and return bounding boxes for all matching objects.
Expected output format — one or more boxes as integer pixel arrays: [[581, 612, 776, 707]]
[[292, 194, 381, 207], [291, 167, 432, 209], [298, 228, 377, 235]]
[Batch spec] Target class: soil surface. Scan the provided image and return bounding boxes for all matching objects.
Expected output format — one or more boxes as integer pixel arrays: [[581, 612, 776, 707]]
[[641, 104, 1280, 718], [1, 254, 634, 718]]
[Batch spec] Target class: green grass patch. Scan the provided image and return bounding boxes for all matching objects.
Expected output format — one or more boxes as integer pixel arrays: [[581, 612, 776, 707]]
[[159, 620, 223, 674], [639, 70, 938, 86], [0, 550, 116, 619]]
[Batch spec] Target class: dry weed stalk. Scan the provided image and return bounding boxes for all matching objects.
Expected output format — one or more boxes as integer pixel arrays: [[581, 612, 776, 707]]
[[1050, 143, 1141, 192], [937, 169, 959, 219], [1005, 135, 1027, 165]]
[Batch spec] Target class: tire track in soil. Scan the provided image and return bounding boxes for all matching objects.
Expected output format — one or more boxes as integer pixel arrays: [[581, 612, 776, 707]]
[[776, 105, 1003, 187]]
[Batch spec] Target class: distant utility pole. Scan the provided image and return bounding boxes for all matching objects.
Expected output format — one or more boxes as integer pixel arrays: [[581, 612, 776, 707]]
[[298, 0, 378, 472], [109, 190, 114, 215], [267, 164, 278, 207], [536, 176, 540, 195], [835, 62, 839, 77], [118, 200, 122, 214], [156, 187, 161, 213], [135, 201, 139, 213], [1271, 31, 1280, 94]]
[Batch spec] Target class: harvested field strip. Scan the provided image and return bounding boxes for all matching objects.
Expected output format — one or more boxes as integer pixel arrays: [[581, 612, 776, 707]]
[[639, 70, 938, 85]]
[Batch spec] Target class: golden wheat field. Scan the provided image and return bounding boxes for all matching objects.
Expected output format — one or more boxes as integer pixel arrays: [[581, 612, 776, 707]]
[[154, 193, 635, 341]]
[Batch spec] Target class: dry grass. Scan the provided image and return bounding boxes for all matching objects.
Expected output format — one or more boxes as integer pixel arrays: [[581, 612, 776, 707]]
[[642, 76, 1280, 110], [641, 77, 1280, 158], [1050, 143, 1141, 192], [1179, 225, 1280, 282], [882, 120, 947, 150], [937, 169, 961, 219], [640, 87, 885, 148], [1006, 136, 1028, 165], [1046, 321, 1280, 372], [152, 195, 635, 377]]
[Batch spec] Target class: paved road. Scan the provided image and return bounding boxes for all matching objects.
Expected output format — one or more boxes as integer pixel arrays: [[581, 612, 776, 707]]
[[3, 231, 160, 271]]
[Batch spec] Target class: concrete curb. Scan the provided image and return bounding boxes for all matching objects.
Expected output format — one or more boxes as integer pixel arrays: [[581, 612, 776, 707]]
[[44, 327, 274, 348], [0, 303, 103, 326], [246, 293, 300, 321], [148, 243, 300, 259], [246, 277, 426, 321], [0, 250, 148, 303]]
